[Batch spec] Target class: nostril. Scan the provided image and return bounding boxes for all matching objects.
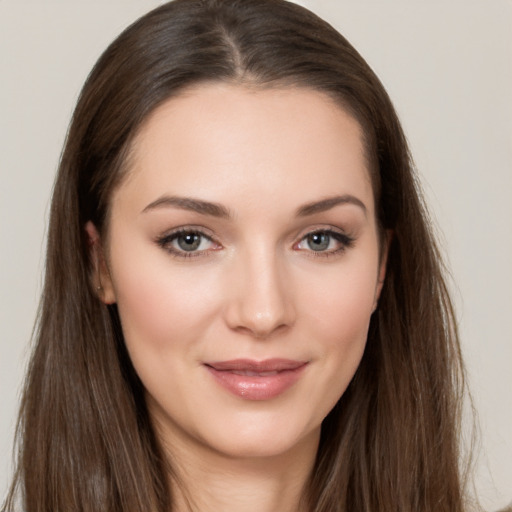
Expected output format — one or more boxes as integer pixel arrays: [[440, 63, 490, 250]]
[[226, 300, 295, 339]]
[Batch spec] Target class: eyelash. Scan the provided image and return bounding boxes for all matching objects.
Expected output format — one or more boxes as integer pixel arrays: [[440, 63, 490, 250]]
[[295, 229, 355, 258], [155, 228, 219, 259], [155, 227, 355, 259]]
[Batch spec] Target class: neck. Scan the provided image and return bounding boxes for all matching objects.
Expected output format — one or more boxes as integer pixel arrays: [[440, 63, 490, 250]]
[[165, 430, 319, 512]]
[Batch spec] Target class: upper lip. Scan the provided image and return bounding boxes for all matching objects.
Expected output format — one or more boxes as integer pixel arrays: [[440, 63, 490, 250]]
[[205, 359, 308, 372]]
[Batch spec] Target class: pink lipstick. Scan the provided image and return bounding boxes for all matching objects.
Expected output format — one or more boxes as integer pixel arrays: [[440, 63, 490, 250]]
[[204, 359, 308, 400]]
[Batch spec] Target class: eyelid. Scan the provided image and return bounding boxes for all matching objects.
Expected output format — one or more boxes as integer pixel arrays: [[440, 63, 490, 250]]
[[155, 226, 221, 258], [293, 225, 355, 257], [293, 224, 353, 242]]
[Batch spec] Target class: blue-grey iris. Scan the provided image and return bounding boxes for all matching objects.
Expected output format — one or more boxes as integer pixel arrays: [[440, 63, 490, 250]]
[[177, 233, 201, 251], [307, 232, 330, 251]]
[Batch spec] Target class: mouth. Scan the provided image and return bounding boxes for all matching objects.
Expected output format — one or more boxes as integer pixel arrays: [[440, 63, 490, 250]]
[[203, 359, 308, 400]]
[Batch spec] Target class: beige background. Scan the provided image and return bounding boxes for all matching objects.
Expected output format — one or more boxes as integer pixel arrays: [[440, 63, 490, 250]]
[[1, 1, 510, 509]]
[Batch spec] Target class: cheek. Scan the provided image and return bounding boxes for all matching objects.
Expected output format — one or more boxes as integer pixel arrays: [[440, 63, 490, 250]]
[[303, 256, 377, 340], [109, 245, 223, 359], [298, 256, 378, 401]]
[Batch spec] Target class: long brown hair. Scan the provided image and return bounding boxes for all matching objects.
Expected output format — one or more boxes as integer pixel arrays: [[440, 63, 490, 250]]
[[3, 0, 470, 510]]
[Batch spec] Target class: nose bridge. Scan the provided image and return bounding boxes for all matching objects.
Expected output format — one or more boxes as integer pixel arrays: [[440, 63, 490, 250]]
[[226, 242, 294, 337]]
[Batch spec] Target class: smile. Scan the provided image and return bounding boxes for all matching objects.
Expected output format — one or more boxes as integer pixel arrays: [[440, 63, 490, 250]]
[[204, 359, 308, 401]]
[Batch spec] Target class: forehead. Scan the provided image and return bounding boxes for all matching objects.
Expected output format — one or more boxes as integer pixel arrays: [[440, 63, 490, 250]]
[[115, 83, 374, 217]]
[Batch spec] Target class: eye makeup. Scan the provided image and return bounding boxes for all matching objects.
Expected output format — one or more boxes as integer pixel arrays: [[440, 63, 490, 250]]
[[155, 227, 221, 259], [294, 228, 355, 258], [154, 223, 356, 261]]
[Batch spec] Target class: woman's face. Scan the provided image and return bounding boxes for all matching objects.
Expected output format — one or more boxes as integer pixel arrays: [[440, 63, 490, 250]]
[[96, 84, 386, 460]]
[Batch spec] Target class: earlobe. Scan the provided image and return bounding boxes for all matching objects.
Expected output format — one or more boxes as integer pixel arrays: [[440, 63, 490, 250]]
[[85, 221, 116, 304]]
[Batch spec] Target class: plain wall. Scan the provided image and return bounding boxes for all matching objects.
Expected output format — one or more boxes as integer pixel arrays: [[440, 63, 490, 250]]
[[1, 1, 510, 509]]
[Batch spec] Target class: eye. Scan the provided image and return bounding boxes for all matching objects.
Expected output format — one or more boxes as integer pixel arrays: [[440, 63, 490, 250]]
[[175, 232, 206, 252], [156, 229, 220, 257], [295, 229, 354, 255], [304, 232, 332, 251]]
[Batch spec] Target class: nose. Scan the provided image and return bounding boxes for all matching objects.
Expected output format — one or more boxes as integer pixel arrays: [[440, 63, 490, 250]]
[[224, 248, 296, 339]]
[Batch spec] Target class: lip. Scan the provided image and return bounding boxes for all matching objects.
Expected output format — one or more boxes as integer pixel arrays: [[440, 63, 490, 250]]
[[204, 358, 308, 401]]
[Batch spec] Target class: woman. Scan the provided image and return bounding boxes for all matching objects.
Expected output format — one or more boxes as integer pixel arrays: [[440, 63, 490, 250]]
[[2, 0, 471, 511]]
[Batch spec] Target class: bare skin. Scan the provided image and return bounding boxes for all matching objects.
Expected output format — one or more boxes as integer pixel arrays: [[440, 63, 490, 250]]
[[166, 425, 316, 512], [88, 84, 387, 512]]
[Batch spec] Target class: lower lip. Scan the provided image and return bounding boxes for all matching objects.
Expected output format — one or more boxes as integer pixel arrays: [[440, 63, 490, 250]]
[[205, 364, 307, 401]]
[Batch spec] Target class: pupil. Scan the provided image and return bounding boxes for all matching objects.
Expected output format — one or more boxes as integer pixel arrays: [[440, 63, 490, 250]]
[[308, 232, 329, 251], [178, 233, 201, 251]]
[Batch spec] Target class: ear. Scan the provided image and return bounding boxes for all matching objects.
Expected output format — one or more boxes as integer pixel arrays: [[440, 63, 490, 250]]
[[373, 230, 392, 312], [85, 221, 116, 304]]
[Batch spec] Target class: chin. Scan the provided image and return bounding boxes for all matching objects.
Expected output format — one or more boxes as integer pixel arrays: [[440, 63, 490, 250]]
[[195, 413, 322, 461]]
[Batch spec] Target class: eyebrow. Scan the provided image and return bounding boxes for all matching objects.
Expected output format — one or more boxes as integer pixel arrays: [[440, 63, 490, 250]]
[[141, 194, 367, 218], [296, 195, 367, 217], [142, 195, 232, 218]]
